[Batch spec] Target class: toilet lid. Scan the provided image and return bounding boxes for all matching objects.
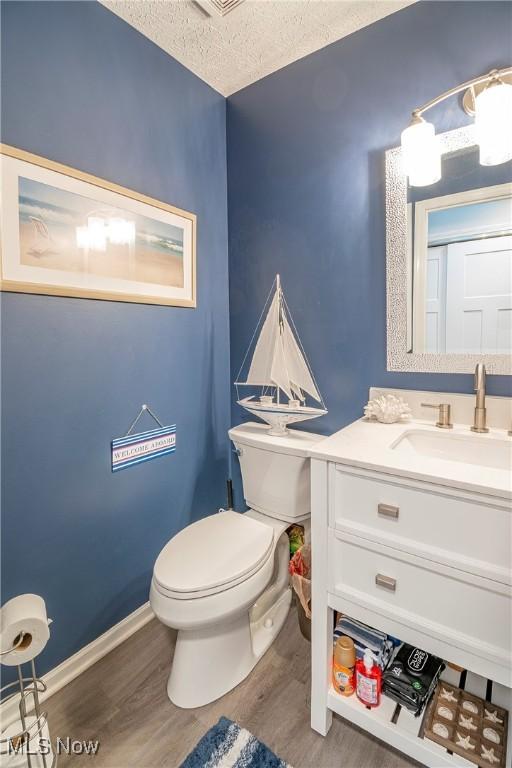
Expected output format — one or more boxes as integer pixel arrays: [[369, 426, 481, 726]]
[[153, 511, 274, 596]]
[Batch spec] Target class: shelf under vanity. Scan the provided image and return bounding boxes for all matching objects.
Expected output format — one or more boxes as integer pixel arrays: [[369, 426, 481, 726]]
[[309, 390, 512, 768], [327, 604, 511, 768]]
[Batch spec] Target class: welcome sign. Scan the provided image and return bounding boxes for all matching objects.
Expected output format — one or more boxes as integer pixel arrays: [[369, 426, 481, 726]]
[[112, 424, 176, 472]]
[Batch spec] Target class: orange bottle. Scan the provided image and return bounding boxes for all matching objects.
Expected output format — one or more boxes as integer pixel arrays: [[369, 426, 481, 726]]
[[332, 636, 356, 696]]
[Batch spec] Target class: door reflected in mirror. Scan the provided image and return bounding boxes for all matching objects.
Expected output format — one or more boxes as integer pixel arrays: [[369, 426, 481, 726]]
[[408, 146, 512, 355]]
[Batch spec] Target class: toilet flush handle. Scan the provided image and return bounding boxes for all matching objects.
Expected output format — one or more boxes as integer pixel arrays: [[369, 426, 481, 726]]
[[233, 447, 243, 457]]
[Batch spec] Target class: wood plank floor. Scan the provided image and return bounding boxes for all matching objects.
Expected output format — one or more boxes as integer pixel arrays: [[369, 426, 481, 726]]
[[45, 608, 419, 767]]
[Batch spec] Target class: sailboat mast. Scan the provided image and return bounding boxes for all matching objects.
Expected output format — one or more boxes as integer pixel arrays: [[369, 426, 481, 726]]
[[276, 274, 282, 405], [276, 275, 282, 322]]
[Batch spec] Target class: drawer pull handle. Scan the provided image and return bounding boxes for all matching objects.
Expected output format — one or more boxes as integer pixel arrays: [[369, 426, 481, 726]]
[[378, 503, 399, 519], [375, 574, 396, 592]]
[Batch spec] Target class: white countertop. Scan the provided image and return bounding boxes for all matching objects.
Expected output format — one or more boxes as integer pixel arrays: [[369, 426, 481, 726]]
[[309, 418, 512, 501]]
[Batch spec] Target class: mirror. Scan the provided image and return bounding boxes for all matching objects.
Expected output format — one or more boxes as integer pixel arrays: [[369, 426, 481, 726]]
[[409, 147, 512, 355], [386, 125, 512, 374]]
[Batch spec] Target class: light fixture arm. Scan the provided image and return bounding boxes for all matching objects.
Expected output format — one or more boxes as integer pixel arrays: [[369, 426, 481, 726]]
[[412, 66, 512, 119]]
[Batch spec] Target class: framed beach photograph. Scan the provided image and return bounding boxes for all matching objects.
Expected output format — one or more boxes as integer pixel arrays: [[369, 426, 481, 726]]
[[0, 145, 196, 307]]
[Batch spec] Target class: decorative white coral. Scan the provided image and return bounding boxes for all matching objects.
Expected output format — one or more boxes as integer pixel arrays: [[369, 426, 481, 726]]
[[364, 394, 411, 424]]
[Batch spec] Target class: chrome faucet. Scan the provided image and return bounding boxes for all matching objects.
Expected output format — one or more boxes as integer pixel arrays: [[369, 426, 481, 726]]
[[471, 363, 489, 433]]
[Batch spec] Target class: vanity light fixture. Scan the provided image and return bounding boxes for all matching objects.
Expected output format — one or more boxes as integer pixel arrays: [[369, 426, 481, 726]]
[[402, 66, 512, 186]]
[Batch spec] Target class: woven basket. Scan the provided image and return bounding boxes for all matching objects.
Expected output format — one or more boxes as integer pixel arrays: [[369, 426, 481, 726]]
[[295, 593, 311, 642]]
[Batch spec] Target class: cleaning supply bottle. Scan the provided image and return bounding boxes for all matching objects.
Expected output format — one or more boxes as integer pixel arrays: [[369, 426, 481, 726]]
[[332, 636, 355, 696], [355, 649, 382, 707]]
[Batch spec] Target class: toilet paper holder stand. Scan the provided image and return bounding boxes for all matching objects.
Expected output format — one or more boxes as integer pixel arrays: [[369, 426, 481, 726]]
[[0, 650, 57, 768]]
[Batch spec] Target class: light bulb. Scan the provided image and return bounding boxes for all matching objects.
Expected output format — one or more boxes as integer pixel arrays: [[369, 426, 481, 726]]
[[401, 118, 441, 187], [475, 81, 512, 166]]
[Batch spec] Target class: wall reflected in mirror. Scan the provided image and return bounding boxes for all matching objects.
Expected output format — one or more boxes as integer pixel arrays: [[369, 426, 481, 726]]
[[408, 145, 512, 355]]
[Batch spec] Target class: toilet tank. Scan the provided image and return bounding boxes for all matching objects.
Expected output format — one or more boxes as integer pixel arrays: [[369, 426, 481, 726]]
[[228, 422, 324, 523]]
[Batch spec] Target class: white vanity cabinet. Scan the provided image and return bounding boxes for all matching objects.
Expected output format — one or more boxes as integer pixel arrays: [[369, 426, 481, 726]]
[[309, 414, 512, 768]]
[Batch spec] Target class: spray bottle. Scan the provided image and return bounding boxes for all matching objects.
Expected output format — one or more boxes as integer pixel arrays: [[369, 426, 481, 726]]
[[332, 635, 356, 696], [355, 649, 382, 707]]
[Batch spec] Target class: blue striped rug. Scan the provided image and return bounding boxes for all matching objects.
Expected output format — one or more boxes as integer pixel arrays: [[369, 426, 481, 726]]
[[180, 717, 292, 768]]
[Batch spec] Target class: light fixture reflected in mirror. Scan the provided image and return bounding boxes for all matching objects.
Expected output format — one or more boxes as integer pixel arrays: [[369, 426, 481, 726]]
[[401, 66, 512, 186], [75, 212, 136, 251], [86, 216, 108, 251]]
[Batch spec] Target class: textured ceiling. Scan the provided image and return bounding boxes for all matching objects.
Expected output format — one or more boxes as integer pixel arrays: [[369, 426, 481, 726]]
[[101, 0, 415, 96]]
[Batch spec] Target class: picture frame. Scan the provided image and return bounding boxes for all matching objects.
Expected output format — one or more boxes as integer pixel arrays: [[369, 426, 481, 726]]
[[0, 145, 196, 307]]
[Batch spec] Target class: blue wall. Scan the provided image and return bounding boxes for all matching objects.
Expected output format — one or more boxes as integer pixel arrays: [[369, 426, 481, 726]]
[[1, 1, 230, 675], [227, 0, 512, 500]]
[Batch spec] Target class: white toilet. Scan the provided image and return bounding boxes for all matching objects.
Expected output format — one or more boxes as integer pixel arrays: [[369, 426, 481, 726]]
[[150, 421, 323, 708]]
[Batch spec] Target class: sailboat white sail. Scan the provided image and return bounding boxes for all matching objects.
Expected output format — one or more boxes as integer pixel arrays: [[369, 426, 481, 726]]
[[235, 275, 327, 435]]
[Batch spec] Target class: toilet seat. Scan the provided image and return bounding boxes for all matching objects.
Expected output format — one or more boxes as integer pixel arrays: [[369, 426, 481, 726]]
[[153, 510, 274, 599]]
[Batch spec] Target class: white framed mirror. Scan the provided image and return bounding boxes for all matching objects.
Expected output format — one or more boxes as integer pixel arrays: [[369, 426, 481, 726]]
[[386, 124, 512, 374]]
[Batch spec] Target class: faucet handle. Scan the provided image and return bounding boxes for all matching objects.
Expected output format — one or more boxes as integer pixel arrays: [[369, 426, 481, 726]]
[[474, 362, 486, 391], [421, 402, 453, 429]]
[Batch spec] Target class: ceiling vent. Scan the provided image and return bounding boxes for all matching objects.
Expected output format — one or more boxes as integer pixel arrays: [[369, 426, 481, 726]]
[[193, 0, 246, 17]]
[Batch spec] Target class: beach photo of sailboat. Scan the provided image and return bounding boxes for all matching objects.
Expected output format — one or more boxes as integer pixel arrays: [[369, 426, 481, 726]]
[[18, 177, 185, 286], [1, 146, 197, 306], [235, 274, 327, 435]]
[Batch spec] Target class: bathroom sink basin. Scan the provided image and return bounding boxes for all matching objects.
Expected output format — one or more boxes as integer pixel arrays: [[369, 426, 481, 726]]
[[391, 429, 512, 471]]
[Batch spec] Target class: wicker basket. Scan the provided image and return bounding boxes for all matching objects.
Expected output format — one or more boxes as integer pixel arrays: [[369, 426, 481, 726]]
[[295, 593, 311, 642]]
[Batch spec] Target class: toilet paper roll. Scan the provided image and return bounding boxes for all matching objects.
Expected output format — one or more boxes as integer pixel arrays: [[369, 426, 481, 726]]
[[0, 715, 53, 768], [0, 595, 50, 666]]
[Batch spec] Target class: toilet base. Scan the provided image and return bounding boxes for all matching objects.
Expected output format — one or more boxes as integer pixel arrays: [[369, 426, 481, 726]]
[[167, 587, 292, 709]]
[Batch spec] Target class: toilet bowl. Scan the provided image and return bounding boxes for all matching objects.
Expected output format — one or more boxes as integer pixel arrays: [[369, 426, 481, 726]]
[[150, 421, 324, 709]]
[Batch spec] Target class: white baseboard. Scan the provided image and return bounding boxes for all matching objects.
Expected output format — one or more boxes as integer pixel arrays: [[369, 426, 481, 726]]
[[1, 601, 154, 726]]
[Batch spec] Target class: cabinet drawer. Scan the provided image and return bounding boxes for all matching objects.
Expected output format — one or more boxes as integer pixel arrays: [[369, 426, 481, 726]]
[[329, 532, 511, 667], [330, 467, 511, 582]]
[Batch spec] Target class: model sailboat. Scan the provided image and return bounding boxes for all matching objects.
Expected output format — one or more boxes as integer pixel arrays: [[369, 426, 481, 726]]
[[235, 275, 327, 435]]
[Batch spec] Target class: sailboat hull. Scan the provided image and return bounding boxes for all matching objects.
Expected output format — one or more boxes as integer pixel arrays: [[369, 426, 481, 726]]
[[237, 397, 327, 436]]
